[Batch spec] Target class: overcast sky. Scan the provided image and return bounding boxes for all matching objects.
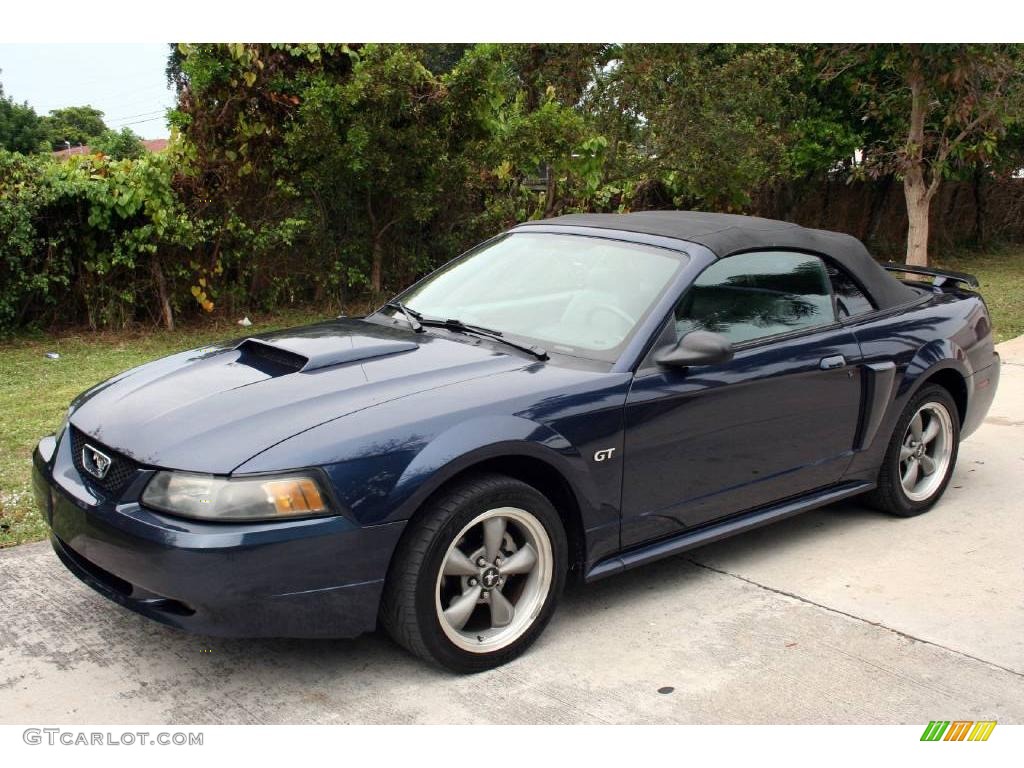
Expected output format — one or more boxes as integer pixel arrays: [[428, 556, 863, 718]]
[[0, 43, 174, 139]]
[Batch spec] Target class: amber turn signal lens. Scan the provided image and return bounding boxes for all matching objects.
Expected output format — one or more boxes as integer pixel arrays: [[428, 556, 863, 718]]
[[262, 478, 327, 514], [143, 471, 334, 521]]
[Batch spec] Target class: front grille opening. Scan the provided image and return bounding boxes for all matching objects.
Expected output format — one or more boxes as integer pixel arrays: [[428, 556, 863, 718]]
[[144, 598, 196, 616], [55, 536, 196, 616], [70, 428, 140, 496], [57, 535, 133, 596]]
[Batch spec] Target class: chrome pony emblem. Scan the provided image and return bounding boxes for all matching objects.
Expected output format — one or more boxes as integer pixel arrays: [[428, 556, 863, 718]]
[[82, 444, 113, 479]]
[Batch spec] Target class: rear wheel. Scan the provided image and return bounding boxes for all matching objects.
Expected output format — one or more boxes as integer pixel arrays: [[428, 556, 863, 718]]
[[866, 384, 960, 517], [380, 473, 567, 673]]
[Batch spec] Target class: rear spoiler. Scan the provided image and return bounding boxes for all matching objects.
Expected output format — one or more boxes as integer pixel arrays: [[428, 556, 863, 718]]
[[881, 262, 979, 289]]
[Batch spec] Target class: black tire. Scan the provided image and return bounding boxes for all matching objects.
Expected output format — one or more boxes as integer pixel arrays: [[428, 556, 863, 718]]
[[380, 473, 567, 673], [865, 384, 961, 517]]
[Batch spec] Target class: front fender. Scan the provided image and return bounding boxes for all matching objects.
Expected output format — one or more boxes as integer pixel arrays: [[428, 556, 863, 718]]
[[385, 415, 596, 524]]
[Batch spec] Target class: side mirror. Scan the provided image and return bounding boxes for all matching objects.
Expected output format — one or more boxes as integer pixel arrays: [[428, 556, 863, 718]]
[[656, 330, 733, 369]]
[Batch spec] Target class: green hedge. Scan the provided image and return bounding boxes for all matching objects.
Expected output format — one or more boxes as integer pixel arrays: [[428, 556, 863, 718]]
[[0, 148, 324, 333], [0, 149, 203, 331]]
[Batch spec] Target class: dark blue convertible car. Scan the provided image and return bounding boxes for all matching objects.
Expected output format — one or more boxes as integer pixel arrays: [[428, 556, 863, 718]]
[[32, 211, 1000, 672]]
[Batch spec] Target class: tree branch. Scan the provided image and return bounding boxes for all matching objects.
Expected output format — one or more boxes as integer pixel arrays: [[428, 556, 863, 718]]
[[376, 216, 400, 238]]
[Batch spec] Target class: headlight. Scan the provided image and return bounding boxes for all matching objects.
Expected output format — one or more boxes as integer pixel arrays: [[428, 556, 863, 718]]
[[141, 471, 333, 521]]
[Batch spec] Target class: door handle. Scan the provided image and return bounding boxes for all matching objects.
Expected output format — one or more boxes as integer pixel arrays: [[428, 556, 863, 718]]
[[819, 354, 846, 370]]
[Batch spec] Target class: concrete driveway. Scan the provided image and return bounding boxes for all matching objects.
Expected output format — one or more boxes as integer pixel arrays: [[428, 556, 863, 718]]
[[2, 340, 1022, 725]]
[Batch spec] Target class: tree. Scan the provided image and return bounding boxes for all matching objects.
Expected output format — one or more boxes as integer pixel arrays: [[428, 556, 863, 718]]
[[90, 127, 146, 160], [823, 44, 1024, 266], [0, 149, 199, 331], [0, 78, 49, 153], [8, 43, 1024, 334], [42, 105, 107, 149], [168, 43, 360, 313], [418, 42, 611, 220], [168, 43, 356, 209], [500, 44, 613, 111], [598, 44, 808, 210], [287, 45, 456, 294]]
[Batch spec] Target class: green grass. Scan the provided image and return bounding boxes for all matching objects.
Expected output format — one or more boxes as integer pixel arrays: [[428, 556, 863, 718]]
[[0, 307, 333, 548], [935, 247, 1024, 344], [1, 249, 1021, 549]]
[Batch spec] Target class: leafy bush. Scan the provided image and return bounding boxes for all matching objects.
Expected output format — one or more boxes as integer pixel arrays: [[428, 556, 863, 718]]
[[0, 148, 199, 331], [3, 43, 1021, 333], [90, 128, 147, 160]]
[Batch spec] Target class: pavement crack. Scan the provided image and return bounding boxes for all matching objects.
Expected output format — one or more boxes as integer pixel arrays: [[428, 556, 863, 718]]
[[686, 557, 1024, 680]]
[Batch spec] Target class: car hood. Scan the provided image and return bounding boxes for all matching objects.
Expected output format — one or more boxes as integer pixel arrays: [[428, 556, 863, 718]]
[[68, 318, 529, 473]]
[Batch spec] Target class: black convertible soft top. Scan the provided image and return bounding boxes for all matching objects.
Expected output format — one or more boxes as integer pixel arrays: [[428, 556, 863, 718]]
[[519, 211, 918, 310]]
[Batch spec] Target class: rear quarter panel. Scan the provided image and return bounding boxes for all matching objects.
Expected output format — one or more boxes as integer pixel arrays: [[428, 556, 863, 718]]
[[843, 288, 998, 480]]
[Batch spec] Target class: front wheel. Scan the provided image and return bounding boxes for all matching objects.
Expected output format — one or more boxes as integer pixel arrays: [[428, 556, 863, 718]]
[[380, 473, 567, 673], [865, 384, 960, 517]]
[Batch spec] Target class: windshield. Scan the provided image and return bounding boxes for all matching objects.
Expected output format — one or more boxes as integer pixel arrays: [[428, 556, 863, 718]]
[[390, 232, 685, 361]]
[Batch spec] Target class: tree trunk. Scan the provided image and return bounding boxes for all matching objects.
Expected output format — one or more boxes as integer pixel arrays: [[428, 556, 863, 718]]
[[903, 67, 935, 267], [151, 255, 174, 330], [370, 234, 384, 295], [366, 193, 398, 296], [543, 167, 557, 217], [904, 169, 931, 267]]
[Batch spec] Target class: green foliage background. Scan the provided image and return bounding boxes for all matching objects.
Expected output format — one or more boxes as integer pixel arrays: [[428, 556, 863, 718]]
[[1, 43, 1022, 334]]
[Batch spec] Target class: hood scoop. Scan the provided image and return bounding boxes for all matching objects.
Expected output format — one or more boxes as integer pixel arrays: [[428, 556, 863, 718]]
[[236, 334, 418, 374]]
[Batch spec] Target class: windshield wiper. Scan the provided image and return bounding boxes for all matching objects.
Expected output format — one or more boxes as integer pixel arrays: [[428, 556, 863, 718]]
[[382, 302, 547, 360], [384, 301, 423, 333], [419, 317, 548, 360]]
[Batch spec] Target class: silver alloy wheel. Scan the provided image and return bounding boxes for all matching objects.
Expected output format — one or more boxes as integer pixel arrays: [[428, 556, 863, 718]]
[[899, 401, 954, 502], [434, 506, 553, 653]]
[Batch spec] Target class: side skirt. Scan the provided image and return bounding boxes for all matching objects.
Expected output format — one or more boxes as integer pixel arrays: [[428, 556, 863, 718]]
[[585, 480, 875, 582]]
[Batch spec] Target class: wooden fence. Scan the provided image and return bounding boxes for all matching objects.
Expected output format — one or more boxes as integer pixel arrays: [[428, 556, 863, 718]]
[[752, 176, 1024, 257]]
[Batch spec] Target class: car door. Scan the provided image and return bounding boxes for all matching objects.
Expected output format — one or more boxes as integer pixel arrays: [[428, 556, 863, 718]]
[[620, 250, 864, 547]]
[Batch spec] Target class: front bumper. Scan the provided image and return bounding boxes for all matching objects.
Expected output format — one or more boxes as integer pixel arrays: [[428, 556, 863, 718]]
[[32, 432, 406, 638]]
